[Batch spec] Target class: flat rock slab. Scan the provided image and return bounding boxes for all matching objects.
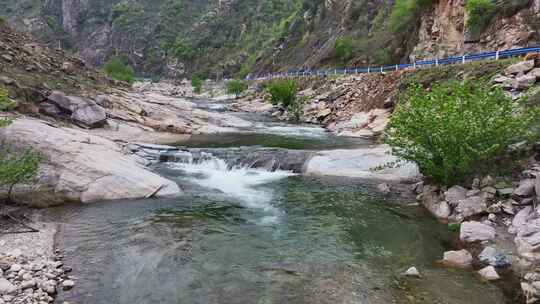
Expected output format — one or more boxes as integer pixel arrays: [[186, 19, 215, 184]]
[[304, 145, 421, 182]]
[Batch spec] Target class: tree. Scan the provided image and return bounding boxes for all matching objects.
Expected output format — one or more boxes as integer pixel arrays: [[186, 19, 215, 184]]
[[0, 145, 40, 203], [385, 81, 538, 186], [104, 57, 135, 84], [465, 0, 496, 36], [0, 87, 40, 203], [227, 80, 248, 98], [191, 75, 203, 94]]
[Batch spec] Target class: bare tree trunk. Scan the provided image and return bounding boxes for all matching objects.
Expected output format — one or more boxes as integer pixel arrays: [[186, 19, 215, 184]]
[[6, 183, 14, 203]]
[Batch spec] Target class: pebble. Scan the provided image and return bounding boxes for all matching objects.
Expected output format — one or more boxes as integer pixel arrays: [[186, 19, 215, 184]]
[[0, 253, 72, 303]]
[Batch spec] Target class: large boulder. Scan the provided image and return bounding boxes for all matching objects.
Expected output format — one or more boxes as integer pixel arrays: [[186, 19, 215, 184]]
[[460, 221, 496, 242], [454, 196, 487, 219], [0, 118, 181, 207], [304, 145, 421, 182], [422, 186, 451, 220], [505, 60, 535, 75], [46, 91, 107, 129], [514, 179, 536, 198], [515, 218, 540, 261]]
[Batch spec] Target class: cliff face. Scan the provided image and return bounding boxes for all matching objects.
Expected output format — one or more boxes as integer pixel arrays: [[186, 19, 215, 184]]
[[0, 0, 538, 78], [410, 0, 539, 60]]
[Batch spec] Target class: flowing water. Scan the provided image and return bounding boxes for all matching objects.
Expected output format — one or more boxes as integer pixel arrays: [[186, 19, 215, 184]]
[[46, 100, 518, 303]]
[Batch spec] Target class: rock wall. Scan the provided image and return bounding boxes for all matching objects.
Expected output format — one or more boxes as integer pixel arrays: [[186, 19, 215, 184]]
[[411, 0, 539, 60]]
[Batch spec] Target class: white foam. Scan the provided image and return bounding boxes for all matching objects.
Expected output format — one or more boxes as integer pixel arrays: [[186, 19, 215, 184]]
[[168, 158, 295, 223]]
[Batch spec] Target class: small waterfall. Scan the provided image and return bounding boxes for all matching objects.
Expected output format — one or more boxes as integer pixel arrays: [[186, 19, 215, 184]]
[[166, 155, 296, 224]]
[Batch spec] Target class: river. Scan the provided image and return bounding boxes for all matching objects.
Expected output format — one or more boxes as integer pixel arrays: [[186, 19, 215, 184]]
[[44, 99, 518, 303]]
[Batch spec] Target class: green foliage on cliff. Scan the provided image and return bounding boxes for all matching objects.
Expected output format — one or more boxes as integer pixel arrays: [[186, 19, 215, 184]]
[[385, 81, 538, 185], [389, 0, 434, 33], [227, 80, 248, 98], [0, 144, 40, 202], [104, 57, 135, 84], [334, 37, 355, 63], [465, 0, 496, 36], [0, 87, 17, 111]]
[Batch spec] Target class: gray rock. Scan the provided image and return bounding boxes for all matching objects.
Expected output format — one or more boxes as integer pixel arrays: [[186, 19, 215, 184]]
[[505, 60, 535, 75], [376, 183, 391, 194], [501, 200, 515, 215], [21, 279, 36, 289], [455, 196, 487, 218], [512, 206, 533, 231], [482, 186, 497, 196], [61, 280, 74, 290], [460, 221, 496, 242], [481, 175, 495, 187], [0, 278, 17, 294], [9, 264, 21, 272], [515, 179, 536, 197], [47, 91, 107, 129], [71, 103, 107, 129], [442, 249, 473, 268], [1, 55, 13, 62], [514, 74, 537, 90], [39, 102, 63, 118], [478, 266, 500, 281], [445, 186, 467, 206], [497, 188, 515, 197], [478, 246, 510, 268]]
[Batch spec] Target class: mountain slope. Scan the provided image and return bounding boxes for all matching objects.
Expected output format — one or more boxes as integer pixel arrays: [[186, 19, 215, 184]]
[[1, 0, 538, 79]]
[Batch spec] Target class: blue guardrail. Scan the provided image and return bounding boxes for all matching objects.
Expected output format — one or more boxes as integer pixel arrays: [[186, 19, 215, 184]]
[[251, 46, 540, 80]]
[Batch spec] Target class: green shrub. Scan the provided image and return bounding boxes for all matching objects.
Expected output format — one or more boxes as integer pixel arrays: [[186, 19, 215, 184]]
[[104, 57, 135, 84], [334, 37, 355, 63], [227, 80, 248, 98], [0, 88, 16, 111], [0, 144, 40, 202], [191, 75, 203, 94], [465, 0, 496, 36], [385, 81, 538, 186], [266, 79, 304, 120], [389, 0, 433, 33], [288, 96, 306, 121]]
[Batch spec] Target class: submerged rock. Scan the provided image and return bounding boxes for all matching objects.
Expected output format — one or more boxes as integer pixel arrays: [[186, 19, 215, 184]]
[[404, 266, 421, 277], [442, 249, 473, 268], [478, 266, 500, 281]]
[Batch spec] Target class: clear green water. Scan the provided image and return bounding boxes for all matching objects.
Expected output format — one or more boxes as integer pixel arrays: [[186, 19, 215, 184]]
[[47, 173, 517, 304]]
